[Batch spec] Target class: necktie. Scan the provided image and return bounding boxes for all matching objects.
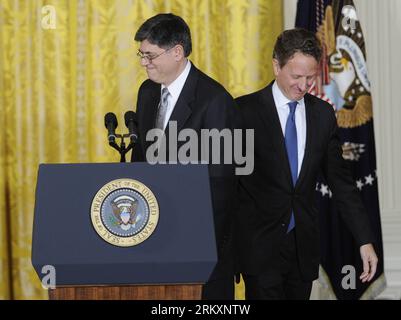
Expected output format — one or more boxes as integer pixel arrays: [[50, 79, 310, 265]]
[[155, 87, 169, 130], [285, 101, 298, 233]]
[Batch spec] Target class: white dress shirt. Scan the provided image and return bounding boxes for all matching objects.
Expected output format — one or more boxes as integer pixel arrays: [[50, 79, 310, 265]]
[[272, 81, 306, 176], [160, 60, 192, 130]]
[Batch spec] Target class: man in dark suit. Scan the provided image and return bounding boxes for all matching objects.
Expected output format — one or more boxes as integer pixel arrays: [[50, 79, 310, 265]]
[[131, 13, 238, 300], [235, 28, 378, 300]]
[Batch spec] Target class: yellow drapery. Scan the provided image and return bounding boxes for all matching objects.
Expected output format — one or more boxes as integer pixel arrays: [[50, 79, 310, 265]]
[[0, 0, 282, 299]]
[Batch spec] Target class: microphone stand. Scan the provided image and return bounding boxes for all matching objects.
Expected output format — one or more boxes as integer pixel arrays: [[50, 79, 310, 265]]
[[108, 133, 134, 163]]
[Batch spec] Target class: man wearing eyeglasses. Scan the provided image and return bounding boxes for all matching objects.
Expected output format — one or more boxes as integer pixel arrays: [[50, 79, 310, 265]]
[[131, 13, 239, 300]]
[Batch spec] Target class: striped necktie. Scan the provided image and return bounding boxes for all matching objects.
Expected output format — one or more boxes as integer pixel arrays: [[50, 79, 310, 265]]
[[155, 87, 170, 130]]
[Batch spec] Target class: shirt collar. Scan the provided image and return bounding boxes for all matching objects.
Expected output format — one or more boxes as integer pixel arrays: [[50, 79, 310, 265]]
[[161, 60, 191, 99], [272, 80, 305, 110]]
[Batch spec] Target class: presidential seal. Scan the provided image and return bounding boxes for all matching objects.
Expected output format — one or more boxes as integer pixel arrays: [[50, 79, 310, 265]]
[[90, 179, 159, 247]]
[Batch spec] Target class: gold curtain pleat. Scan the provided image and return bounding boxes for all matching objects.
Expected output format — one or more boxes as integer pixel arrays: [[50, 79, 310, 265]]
[[0, 0, 282, 299]]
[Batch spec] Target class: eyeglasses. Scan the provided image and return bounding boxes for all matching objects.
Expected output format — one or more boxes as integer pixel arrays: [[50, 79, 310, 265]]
[[137, 48, 172, 63]]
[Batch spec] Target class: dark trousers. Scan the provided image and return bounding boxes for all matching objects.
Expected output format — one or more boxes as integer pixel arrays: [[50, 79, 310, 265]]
[[243, 230, 312, 300], [201, 277, 235, 300]]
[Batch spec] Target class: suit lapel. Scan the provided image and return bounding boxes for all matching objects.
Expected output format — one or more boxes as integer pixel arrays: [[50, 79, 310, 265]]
[[167, 63, 198, 132], [258, 85, 320, 189], [141, 82, 160, 150], [141, 63, 198, 154], [258, 83, 294, 186]]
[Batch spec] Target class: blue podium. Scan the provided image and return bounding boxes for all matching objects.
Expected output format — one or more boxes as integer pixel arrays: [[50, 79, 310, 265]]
[[31, 163, 217, 299]]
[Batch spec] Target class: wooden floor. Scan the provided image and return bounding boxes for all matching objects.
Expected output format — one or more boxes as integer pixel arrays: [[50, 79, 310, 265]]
[[48, 284, 202, 300]]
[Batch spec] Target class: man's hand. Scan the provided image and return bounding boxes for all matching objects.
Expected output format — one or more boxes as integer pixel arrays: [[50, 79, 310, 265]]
[[359, 243, 378, 283]]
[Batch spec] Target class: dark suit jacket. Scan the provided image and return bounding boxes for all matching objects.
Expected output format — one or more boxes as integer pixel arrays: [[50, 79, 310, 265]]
[[235, 82, 374, 281], [132, 63, 239, 279]]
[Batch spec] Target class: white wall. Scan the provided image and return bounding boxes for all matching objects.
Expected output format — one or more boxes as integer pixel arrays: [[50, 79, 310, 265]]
[[284, 0, 401, 299]]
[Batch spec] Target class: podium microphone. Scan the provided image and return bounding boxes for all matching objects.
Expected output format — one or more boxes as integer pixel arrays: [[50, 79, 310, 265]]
[[104, 112, 118, 143], [124, 111, 138, 143]]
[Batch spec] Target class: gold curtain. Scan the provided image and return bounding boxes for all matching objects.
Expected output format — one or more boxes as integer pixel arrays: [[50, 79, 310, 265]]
[[0, 0, 282, 299]]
